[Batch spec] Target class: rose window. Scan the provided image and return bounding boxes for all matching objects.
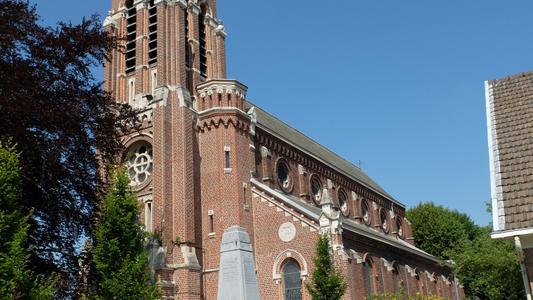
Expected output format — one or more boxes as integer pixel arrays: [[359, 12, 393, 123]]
[[126, 142, 153, 187]]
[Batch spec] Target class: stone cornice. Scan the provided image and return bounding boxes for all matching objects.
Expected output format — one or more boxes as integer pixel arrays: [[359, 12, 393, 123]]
[[189, 2, 201, 14], [196, 109, 251, 133], [154, 0, 187, 8], [103, 8, 126, 29], [197, 79, 247, 99]]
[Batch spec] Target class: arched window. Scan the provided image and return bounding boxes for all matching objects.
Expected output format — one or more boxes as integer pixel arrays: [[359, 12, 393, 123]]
[[310, 175, 322, 205], [395, 216, 404, 239], [276, 159, 292, 192], [125, 0, 137, 73], [380, 209, 389, 233], [282, 259, 302, 300], [338, 189, 350, 216], [361, 199, 371, 226], [363, 258, 376, 297]]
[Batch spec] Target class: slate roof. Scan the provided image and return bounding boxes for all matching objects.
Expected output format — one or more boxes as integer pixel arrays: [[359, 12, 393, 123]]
[[486, 72, 533, 232], [245, 101, 403, 208]]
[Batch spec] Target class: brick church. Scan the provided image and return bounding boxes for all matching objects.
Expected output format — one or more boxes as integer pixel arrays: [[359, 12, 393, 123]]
[[103, 0, 464, 299]]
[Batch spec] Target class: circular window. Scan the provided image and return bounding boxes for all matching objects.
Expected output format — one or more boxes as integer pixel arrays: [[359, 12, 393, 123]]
[[338, 190, 349, 216], [361, 200, 371, 226], [396, 217, 404, 238], [126, 142, 153, 188], [310, 175, 322, 205], [380, 209, 389, 233], [276, 159, 292, 192]]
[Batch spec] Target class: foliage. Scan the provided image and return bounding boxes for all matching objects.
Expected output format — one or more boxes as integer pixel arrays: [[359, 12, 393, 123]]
[[91, 168, 160, 300], [0, 141, 56, 299], [367, 292, 443, 300], [0, 0, 137, 295], [407, 202, 524, 299], [366, 283, 441, 300], [406, 202, 478, 259], [449, 227, 524, 300], [306, 235, 347, 300]]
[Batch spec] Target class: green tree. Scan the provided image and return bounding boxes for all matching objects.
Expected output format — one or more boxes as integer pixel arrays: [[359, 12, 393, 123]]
[[0, 141, 56, 299], [407, 202, 524, 299], [450, 227, 524, 300], [91, 169, 159, 300], [406, 202, 478, 259], [0, 1, 138, 295], [306, 235, 347, 300]]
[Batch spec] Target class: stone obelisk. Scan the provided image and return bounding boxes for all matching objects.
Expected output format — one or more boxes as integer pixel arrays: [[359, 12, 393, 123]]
[[217, 226, 260, 300]]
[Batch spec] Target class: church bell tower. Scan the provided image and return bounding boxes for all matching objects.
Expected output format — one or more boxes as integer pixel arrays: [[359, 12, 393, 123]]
[[103, 0, 251, 299], [103, 0, 229, 106]]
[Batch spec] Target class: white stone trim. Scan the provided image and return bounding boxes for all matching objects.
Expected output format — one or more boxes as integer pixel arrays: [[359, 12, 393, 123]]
[[381, 257, 394, 272], [405, 265, 417, 277], [103, 10, 122, 29], [251, 187, 318, 230], [485, 80, 505, 231], [154, 0, 187, 8], [272, 249, 309, 283]]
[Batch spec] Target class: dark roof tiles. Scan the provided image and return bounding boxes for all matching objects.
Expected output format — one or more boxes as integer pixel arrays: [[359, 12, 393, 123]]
[[487, 71, 533, 231]]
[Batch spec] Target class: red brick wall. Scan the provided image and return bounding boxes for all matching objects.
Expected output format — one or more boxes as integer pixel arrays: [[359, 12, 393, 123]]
[[251, 193, 318, 300]]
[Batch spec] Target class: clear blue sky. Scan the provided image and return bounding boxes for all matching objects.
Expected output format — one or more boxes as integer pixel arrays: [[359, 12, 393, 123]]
[[32, 0, 533, 226]]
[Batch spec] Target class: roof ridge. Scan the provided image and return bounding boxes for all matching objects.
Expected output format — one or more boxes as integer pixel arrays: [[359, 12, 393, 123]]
[[488, 70, 533, 85]]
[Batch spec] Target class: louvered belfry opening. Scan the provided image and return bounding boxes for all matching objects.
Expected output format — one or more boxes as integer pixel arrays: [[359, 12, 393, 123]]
[[148, 0, 157, 65], [198, 6, 208, 78], [184, 9, 193, 91], [125, 0, 137, 73], [185, 9, 190, 68]]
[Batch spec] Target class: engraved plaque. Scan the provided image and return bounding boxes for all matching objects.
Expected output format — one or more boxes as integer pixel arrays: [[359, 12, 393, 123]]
[[278, 222, 296, 242]]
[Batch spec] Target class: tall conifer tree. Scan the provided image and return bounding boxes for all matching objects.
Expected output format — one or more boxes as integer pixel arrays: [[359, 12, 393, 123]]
[[306, 235, 347, 300], [91, 169, 160, 299], [0, 141, 56, 299]]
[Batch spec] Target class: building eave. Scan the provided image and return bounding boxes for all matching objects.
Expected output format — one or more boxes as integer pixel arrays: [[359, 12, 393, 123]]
[[492, 227, 533, 240]]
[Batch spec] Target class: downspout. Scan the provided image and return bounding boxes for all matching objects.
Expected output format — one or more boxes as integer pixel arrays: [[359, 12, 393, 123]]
[[514, 236, 532, 300]]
